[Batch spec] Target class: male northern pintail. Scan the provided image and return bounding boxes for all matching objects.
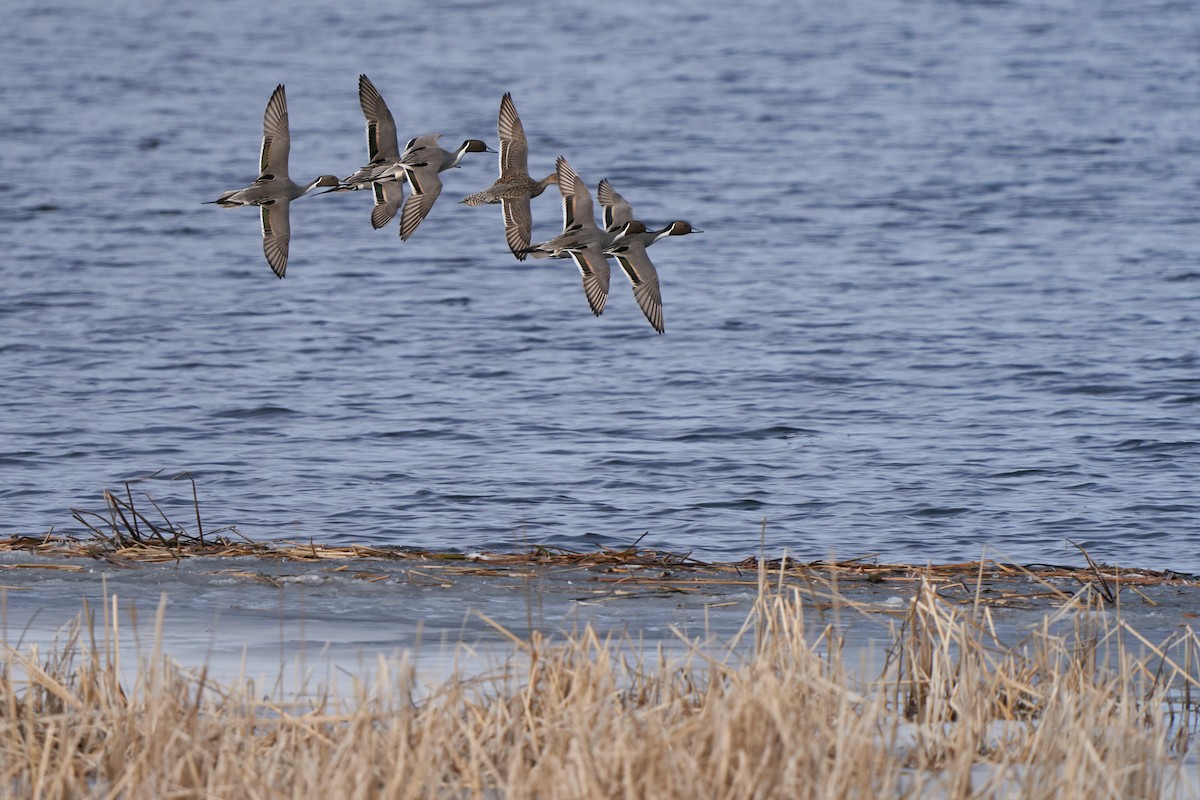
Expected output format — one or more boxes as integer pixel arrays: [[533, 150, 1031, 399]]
[[595, 178, 701, 247], [521, 157, 613, 317], [460, 93, 557, 260], [205, 85, 339, 278], [603, 217, 703, 335], [389, 134, 493, 241], [595, 180, 701, 243], [320, 75, 406, 230]]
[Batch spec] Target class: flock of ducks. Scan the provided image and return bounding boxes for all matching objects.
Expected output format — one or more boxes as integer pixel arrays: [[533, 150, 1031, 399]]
[[207, 77, 701, 333]]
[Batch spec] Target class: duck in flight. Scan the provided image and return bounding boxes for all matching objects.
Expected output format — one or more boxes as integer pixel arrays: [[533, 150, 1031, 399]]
[[461, 93, 558, 260], [206, 85, 339, 278], [319, 74, 407, 230]]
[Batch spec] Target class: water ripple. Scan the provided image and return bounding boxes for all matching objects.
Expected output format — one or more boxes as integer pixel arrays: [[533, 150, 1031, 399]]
[[0, 0, 1197, 571]]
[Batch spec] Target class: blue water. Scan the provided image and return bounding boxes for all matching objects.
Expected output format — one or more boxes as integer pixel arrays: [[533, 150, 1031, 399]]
[[2, 0, 1199, 568]]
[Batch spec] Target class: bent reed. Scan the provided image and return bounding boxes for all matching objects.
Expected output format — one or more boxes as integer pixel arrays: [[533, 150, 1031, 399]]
[[1, 565, 1197, 799]]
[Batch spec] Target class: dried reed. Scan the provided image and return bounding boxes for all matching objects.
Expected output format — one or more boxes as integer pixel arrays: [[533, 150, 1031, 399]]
[[0, 564, 1196, 798], [2, 481, 1192, 608]]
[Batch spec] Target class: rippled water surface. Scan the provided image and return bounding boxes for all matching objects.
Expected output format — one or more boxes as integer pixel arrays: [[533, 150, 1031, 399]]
[[2, 0, 1199, 567]]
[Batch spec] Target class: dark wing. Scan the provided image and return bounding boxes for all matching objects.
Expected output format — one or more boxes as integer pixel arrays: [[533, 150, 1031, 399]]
[[358, 75, 400, 163], [260, 201, 290, 279], [501, 196, 532, 260], [370, 179, 403, 230], [401, 133, 443, 161], [597, 179, 634, 231], [556, 156, 596, 233], [497, 93, 528, 177], [259, 84, 290, 178], [398, 165, 443, 241], [569, 248, 611, 317], [613, 241, 664, 333]]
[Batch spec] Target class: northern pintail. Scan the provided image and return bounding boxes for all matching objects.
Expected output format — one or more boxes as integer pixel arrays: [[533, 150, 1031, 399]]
[[320, 75, 407, 230], [603, 218, 703, 334], [460, 93, 558, 260], [521, 156, 612, 317], [206, 85, 339, 278], [390, 134, 493, 241], [595, 178, 701, 246]]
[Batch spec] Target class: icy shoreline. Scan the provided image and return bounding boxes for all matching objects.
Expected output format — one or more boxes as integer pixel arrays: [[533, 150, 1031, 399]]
[[2, 548, 1197, 691]]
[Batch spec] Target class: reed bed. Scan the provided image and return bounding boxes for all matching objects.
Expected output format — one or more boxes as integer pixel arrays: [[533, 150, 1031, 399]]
[[0, 565, 1197, 798], [2, 480, 1197, 796]]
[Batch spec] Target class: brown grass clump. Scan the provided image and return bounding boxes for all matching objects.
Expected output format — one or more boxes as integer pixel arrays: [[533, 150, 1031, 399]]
[[0, 566, 1196, 798]]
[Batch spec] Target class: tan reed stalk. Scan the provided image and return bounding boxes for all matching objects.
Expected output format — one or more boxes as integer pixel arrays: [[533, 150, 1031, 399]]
[[0, 569, 1195, 798]]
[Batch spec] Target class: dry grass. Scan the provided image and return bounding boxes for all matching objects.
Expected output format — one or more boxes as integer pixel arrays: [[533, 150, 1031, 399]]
[[2, 480, 1196, 796], [0, 565, 1197, 798]]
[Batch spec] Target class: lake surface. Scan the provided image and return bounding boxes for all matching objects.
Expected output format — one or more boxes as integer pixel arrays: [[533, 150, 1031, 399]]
[[2, 0, 1199, 569]]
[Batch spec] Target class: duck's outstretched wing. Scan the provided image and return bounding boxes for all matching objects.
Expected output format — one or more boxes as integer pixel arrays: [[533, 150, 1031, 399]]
[[259, 84, 290, 179], [260, 201, 290, 279]]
